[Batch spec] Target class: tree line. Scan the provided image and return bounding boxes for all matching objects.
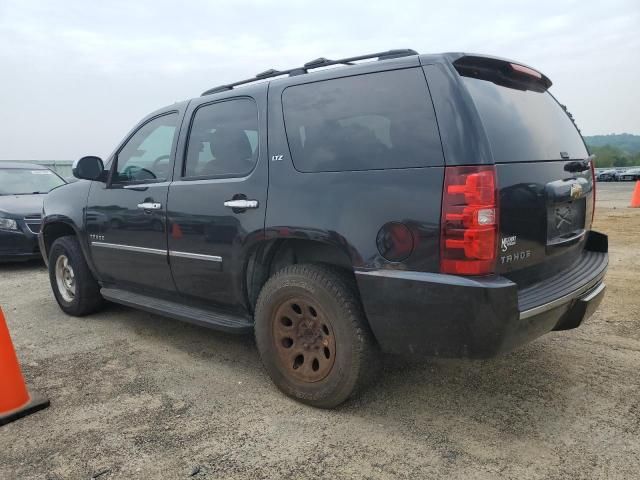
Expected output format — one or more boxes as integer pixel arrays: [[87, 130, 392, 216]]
[[587, 144, 640, 168]]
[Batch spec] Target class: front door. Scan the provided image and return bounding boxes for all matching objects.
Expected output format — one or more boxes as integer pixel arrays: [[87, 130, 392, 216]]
[[86, 110, 183, 294], [167, 87, 268, 311]]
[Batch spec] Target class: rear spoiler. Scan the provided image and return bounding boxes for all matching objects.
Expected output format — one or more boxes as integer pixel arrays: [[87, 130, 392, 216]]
[[453, 55, 552, 92]]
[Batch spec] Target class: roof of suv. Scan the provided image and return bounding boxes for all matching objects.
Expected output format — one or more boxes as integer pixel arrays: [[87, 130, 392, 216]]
[[201, 49, 425, 95], [196, 50, 549, 99], [148, 50, 551, 120]]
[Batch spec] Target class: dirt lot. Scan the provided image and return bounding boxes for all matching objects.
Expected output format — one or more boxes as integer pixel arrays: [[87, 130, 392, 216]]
[[1, 182, 639, 479]]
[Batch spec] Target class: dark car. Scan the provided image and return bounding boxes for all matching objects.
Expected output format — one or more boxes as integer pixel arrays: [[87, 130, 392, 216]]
[[596, 169, 618, 181], [39, 50, 607, 407], [0, 162, 66, 261]]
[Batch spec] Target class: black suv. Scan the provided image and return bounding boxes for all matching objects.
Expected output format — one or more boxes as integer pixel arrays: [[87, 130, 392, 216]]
[[40, 50, 608, 407]]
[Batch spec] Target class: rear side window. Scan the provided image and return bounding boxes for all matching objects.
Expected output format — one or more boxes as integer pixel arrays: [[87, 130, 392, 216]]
[[282, 68, 443, 172], [461, 77, 588, 162], [184, 98, 259, 178]]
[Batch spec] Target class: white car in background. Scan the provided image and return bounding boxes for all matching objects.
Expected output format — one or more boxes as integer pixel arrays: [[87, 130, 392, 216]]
[[616, 168, 640, 181]]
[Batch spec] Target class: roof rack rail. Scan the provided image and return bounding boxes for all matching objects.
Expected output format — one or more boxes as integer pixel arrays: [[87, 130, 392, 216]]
[[201, 49, 418, 96]]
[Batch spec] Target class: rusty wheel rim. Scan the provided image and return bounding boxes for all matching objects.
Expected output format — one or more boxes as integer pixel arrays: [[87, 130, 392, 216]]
[[271, 296, 336, 383]]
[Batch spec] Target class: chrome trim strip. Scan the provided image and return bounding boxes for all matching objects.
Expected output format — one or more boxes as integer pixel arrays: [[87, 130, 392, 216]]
[[25, 222, 41, 234], [90, 242, 223, 262], [519, 276, 604, 320], [123, 181, 171, 189], [169, 250, 222, 262], [91, 241, 166, 255], [547, 230, 586, 247], [581, 282, 606, 302]]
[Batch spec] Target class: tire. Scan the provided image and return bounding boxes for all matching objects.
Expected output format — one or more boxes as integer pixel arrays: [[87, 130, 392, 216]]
[[48, 235, 104, 316], [254, 264, 379, 408]]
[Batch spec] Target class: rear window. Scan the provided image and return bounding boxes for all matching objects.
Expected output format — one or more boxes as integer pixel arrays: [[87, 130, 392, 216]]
[[461, 76, 588, 162], [282, 68, 443, 172]]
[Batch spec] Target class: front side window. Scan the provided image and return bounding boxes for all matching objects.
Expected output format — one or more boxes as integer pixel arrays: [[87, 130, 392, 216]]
[[184, 98, 259, 178], [113, 113, 179, 184], [282, 68, 443, 172], [0, 168, 65, 195]]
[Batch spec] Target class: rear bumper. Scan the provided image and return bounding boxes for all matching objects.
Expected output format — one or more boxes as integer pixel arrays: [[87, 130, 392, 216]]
[[355, 232, 608, 358]]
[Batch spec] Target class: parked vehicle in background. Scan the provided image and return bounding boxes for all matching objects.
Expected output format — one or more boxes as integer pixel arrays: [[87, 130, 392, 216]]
[[617, 167, 640, 181], [39, 50, 608, 407], [596, 169, 618, 181], [0, 162, 66, 261]]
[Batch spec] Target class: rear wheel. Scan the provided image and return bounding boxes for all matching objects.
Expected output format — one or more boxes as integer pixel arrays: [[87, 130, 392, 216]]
[[254, 264, 378, 408], [48, 236, 104, 316]]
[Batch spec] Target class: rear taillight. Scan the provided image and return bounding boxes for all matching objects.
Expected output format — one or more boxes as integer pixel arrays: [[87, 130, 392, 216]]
[[441, 165, 498, 275]]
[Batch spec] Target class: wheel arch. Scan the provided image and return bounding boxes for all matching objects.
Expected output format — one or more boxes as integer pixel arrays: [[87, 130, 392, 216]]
[[41, 218, 99, 279], [41, 219, 78, 259], [244, 238, 356, 313]]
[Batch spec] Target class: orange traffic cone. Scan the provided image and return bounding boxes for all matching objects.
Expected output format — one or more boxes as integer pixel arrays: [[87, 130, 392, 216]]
[[0, 307, 49, 426], [631, 181, 640, 208]]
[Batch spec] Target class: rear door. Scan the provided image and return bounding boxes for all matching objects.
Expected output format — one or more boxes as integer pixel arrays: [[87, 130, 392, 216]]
[[167, 85, 268, 311], [452, 57, 594, 286]]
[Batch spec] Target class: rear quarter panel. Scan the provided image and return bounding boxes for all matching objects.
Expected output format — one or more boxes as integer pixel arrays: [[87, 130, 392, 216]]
[[266, 74, 444, 272]]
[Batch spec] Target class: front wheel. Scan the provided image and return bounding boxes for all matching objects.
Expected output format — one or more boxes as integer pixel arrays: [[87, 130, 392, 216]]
[[254, 264, 379, 408], [48, 236, 104, 316]]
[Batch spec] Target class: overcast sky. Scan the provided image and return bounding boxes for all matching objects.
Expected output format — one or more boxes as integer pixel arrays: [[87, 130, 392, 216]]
[[1, 0, 638, 160]]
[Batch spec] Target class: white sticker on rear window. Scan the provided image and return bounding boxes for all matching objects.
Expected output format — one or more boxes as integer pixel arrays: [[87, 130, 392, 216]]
[[31, 170, 53, 175]]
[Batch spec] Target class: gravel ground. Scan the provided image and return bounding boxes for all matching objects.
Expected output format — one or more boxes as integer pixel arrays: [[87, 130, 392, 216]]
[[0, 182, 639, 479]]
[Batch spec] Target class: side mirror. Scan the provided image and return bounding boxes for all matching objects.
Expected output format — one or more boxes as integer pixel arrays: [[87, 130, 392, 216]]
[[73, 156, 105, 181]]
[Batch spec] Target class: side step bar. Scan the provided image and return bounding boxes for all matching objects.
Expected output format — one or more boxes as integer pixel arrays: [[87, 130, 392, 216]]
[[101, 288, 253, 334]]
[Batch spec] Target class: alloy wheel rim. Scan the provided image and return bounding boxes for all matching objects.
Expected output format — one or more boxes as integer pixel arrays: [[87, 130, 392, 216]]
[[55, 254, 76, 303], [272, 296, 336, 383]]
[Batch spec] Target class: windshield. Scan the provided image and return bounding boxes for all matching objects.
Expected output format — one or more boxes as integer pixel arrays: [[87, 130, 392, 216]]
[[0, 168, 66, 195]]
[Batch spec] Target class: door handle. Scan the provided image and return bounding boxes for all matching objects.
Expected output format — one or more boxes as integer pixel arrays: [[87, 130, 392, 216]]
[[137, 202, 162, 210], [223, 199, 259, 209]]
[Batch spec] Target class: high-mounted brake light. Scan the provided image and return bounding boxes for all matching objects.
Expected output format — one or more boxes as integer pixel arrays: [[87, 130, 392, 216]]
[[510, 63, 542, 79], [441, 166, 498, 275]]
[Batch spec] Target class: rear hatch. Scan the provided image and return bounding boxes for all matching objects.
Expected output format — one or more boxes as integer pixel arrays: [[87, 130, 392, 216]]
[[454, 56, 595, 288]]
